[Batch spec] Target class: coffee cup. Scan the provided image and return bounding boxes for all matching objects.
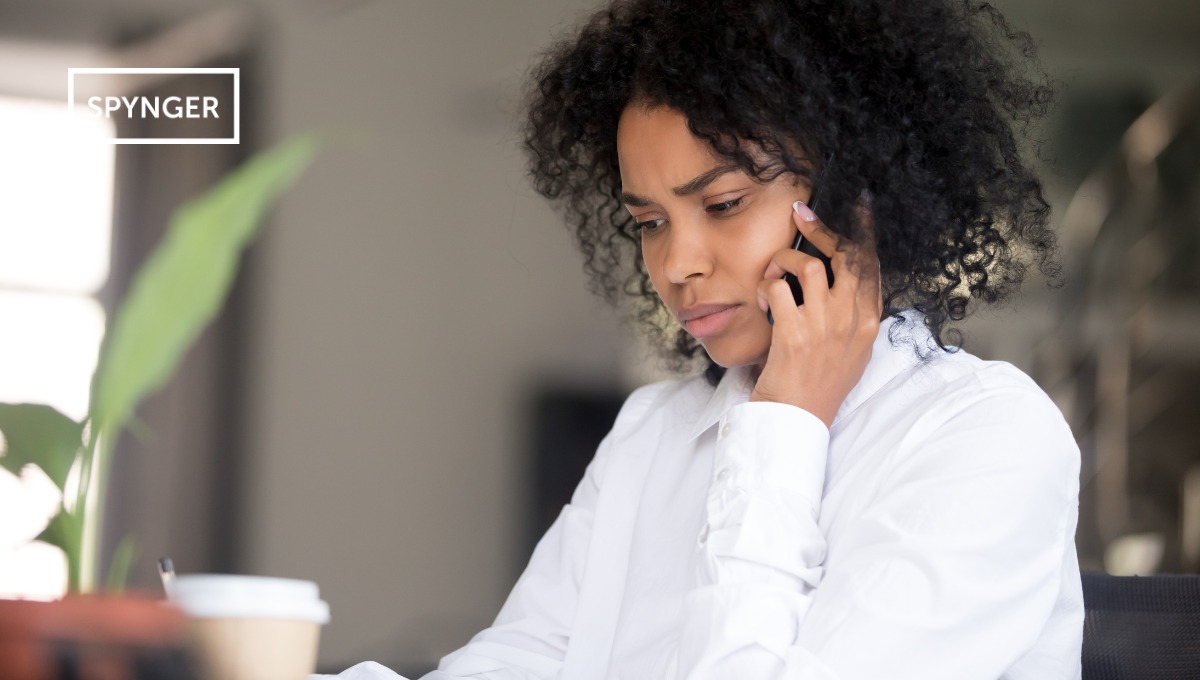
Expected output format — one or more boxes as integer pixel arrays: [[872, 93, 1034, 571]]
[[169, 574, 330, 680]]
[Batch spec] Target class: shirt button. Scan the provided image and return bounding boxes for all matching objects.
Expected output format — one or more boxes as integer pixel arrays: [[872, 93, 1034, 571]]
[[715, 468, 729, 483], [719, 423, 732, 439], [698, 524, 709, 544]]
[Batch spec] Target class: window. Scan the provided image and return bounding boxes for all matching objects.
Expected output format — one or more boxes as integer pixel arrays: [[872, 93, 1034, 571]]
[[0, 95, 114, 599]]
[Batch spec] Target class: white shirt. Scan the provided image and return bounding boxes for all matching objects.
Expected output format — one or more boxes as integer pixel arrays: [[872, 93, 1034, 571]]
[[328, 311, 1083, 680]]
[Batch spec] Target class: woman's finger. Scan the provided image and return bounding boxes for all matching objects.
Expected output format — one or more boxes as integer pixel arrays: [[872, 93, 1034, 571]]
[[762, 245, 837, 306], [792, 200, 844, 259], [796, 192, 881, 306], [847, 192, 883, 312], [760, 275, 804, 334], [760, 204, 842, 281], [761, 245, 826, 282], [794, 200, 872, 300], [792, 251, 832, 314]]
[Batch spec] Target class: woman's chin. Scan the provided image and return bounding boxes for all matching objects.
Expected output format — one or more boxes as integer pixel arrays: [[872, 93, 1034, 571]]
[[700, 337, 770, 370]]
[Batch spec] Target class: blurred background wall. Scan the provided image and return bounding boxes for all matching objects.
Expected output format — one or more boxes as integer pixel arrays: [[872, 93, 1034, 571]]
[[0, 0, 1198, 674]]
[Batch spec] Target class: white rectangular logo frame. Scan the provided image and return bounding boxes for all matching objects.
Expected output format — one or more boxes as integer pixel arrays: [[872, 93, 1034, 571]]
[[68, 67, 240, 145]]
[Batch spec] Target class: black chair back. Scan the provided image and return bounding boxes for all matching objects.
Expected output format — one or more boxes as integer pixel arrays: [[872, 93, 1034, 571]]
[[1082, 571, 1200, 679]]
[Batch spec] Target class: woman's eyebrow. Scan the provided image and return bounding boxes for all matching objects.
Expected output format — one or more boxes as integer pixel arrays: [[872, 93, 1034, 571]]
[[620, 164, 742, 207]]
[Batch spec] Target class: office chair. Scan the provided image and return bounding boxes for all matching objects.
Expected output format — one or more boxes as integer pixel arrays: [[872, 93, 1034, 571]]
[[1082, 571, 1200, 679]]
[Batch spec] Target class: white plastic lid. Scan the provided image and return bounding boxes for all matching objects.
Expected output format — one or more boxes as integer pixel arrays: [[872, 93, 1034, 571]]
[[169, 574, 330, 624]]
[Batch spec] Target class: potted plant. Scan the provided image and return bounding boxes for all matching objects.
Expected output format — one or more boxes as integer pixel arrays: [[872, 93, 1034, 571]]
[[0, 132, 323, 595]]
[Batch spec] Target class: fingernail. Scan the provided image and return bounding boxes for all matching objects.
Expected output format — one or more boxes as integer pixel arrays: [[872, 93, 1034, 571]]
[[793, 200, 817, 222], [757, 292, 769, 312]]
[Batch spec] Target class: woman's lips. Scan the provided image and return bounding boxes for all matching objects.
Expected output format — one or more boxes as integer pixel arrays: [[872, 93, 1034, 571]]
[[681, 304, 741, 338]]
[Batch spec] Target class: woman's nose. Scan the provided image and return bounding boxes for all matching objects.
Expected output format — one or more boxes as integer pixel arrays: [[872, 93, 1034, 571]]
[[661, 219, 714, 285]]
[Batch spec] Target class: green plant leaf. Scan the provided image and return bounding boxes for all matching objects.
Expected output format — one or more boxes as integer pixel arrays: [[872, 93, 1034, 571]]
[[105, 535, 139, 594], [0, 403, 84, 490], [36, 508, 82, 584], [88, 133, 322, 440]]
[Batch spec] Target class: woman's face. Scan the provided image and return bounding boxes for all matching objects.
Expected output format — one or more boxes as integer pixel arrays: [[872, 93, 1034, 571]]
[[616, 104, 807, 369]]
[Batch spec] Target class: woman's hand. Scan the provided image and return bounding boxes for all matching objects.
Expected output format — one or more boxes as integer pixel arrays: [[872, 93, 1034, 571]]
[[750, 199, 882, 428]]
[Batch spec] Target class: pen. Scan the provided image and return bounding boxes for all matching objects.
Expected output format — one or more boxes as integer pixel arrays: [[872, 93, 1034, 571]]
[[158, 556, 176, 598]]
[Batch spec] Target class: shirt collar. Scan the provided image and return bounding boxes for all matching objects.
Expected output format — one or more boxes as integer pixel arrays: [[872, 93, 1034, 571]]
[[834, 309, 941, 423], [684, 361, 756, 442], [684, 309, 940, 441]]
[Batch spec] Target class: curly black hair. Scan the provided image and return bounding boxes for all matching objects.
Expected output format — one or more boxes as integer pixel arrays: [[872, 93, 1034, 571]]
[[520, 0, 1060, 387]]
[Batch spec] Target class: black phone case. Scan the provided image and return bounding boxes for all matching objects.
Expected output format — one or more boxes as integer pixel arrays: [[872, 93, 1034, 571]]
[[767, 157, 836, 325]]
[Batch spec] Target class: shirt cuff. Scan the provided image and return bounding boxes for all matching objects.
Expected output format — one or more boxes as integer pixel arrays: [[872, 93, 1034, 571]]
[[698, 400, 830, 588], [712, 400, 828, 505]]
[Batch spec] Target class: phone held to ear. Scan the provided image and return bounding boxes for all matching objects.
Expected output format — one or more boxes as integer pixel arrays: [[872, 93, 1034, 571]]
[[767, 153, 836, 325]]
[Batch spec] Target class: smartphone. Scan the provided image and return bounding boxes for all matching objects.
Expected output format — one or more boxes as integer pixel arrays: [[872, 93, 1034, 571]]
[[767, 153, 836, 325]]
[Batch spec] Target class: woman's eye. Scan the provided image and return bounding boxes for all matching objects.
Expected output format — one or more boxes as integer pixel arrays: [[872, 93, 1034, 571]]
[[634, 219, 665, 237], [707, 197, 744, 214]]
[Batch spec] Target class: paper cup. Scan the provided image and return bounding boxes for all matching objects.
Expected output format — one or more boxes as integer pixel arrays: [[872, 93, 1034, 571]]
[[170, 575, 330, 680]]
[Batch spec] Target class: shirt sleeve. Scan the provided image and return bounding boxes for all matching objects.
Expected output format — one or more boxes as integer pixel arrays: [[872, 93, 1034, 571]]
[[418, 425, 612, 680], [322, 382, 669, 680], [324, 431, 611, 680], [673, 384, 1080, 679]]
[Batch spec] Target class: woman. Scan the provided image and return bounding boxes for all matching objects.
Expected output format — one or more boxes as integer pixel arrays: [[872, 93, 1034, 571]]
[[333, 0, 1081, 677]]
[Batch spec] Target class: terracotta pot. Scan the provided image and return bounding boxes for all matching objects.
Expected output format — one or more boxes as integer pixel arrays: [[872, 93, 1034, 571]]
[[0, 594, 202, 680]]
